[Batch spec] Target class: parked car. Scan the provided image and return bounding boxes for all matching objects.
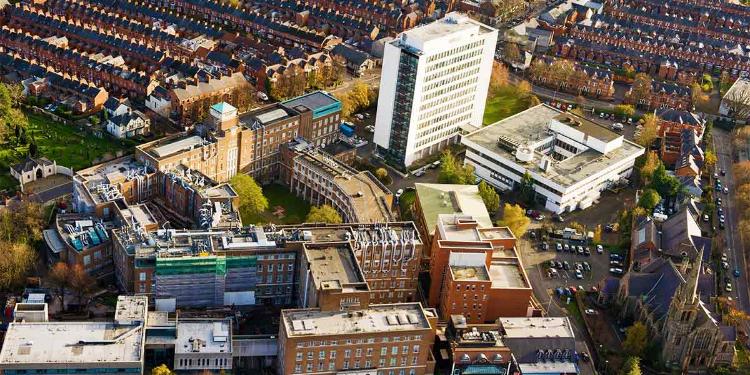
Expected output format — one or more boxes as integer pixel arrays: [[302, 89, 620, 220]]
[[395, 189, 404, 198], [563, 261, 571, 270], [584, 248, 591, 256], [430, 161, 441, 169], [610, 260, 623, 267], [582, 262, 591, 271], [703, 214, 710, 222], [354, 114, 365, 120], [726, 283, 733, 292], [596, 244, 604, 254], [609, 254, 622, 261], [564, 244, 570, 252], [556, 243, 563, 251], [610, 268, 624, 275], [735, 269, 741, 277], [724, 187, 729, 194], [575, 270, 583, 279], [556, 261, 564, 269], [541, 242, 549, 251], [722, 261, 730, 270], [722, 253, 728, 262], [584, 309, 598, 315], [548, 260, 556, 268], [577, 246, 584, 255]]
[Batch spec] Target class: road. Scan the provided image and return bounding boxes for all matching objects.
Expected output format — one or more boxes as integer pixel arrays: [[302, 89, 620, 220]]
[[713, 129, 750, 314]]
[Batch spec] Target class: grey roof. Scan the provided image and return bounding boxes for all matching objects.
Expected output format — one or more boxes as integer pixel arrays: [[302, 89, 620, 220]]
[[281, 91, 339, 112], [12, 156, 53, 174], [332, 43, 373, 66], [624, 258, 685, 319], [660, 206, 704, 260], [656, 108, 704, 127]]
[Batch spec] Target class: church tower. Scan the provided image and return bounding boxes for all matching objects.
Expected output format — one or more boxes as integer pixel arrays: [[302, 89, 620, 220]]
[[661, 250, 702, 367]]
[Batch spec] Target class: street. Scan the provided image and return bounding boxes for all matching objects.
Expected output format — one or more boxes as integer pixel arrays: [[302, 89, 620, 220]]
[[713, 129, 750, 313]]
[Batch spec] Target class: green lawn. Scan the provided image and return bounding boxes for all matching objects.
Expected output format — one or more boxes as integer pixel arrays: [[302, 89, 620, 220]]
[[398, 190, 416, 221], [483, 85, 528, 125], [244, 184, 311, 225], [0, 112, 135, 191]]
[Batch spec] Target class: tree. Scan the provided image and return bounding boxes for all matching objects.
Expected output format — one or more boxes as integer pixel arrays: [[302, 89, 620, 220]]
[[529, 59, 550, 83], [48, 262, 73, 310], [637, 189, 661, 210], [614, 104, 635, 118], [375, 168, 388, 182], [503, 43, 521, 64], [548, 60, 576, 90], [438, 150, 475, 185], [0, 201, 45, 243], [229, 174, 268, 222], [733, 160, 750, 186], [489, 61, 510, 92], [331, 55, 346, 86], [0, 241, 36, 291], [305, 205, 343, 224], [497, 203, 530, 237], [519, 172, 535, 204], [629, 73, 653, 105], [478, 180, 500, 213], [704, 150, 718, 170], [151, 364, 175, 375], [635, 113, 659, 147], [651, 164, 681, 198], [639, 151, 661, 186], [593, 224, 602, 243], [516, 80, 533, 99], [691, 83, 709, 109], [70, 264, 95, 308], [527, 94, 541, 108], [622, 322, 648, 356], [29, 142, 38, 158], [620, 357, 642, 375]]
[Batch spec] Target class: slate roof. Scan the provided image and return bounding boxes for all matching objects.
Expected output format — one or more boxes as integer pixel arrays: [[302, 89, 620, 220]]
[[656, 108, 704, 127], [332, 43, 373, 66], [12, 156, 53, 174], [624, 258, 685, 319]]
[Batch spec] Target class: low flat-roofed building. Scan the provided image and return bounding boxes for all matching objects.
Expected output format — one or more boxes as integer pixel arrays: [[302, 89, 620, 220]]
[[0, 296, 147, 374], [445, 314, 511, 375], [278, 303, 437, 375], [299, 242, 370, 310], [428, 215, 535, 322], [462, 104, 644, 213], [174, 320, 233, 372]]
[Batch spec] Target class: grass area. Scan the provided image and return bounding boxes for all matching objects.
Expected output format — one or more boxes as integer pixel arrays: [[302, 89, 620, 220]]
[[0, 111, 135, 191], [244, 184, 311, 225], [562, 294, 586, 326], [483, 85, 528, 125]]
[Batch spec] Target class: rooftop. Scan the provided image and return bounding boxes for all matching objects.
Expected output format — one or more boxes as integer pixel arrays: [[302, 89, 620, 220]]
[[283, 303, 433, 337], [499, 317, 574, 339], [0, 322, 144, 367], [488, 262, 528, 289], [239, 104, 297, 129], [451, 266, 490, 281], [304, 243, 367, 291], [175, 320, 231, 355], [415, 183, 493, 236], [397, 12, 496, 52], [281, 91, 340, 119], [114, 296, 148, 325], [463, 105, 644, 188]]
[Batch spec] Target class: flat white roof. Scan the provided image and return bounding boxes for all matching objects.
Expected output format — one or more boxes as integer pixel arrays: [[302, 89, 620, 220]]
[[284, 303, 432, 337], [399, 12, 495, 52], [176, 321, 232, 355], [499, 317, 574, 339], [0, 322, 144, 367], [152, 135, 204, 158]]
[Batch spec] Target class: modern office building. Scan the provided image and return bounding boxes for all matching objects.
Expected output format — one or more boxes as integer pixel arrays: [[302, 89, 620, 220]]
[[374, 12, 498, 169], [462, 104, 644, 213]]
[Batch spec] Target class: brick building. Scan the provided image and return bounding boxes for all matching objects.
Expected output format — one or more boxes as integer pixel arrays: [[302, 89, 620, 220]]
[[136, 91, 342, 184], [427, 215, 535, 323]]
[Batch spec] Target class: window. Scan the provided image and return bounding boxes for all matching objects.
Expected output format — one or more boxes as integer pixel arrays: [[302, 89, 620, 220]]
[[139, 272, 146, 282], [307, 352, 313, 360], [343, 360, 350, 369], [319, 351, 325, 359], [295, 364, 302, 373], [355, 349, 362, 357], [381, 347, 387, 356], [392, 346, 398, 355], [330, 351, 337, 359], [344, 350, 351, 358], [296, 352, 302, 361], [367, 348, 373, 357]]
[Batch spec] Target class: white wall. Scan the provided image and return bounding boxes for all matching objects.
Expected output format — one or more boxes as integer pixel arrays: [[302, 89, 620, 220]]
[[373, 43, 401, 150]]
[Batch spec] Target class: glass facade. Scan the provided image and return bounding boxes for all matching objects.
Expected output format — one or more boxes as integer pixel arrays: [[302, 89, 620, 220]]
[[380, 50, 418, 170]]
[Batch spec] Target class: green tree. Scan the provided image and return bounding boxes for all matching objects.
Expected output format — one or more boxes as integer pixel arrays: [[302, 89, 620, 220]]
[[635, 113, 659, 147], [229, 174, 269, 222], [151, 364, 175, 375], [305, 205, 343, 224], [639, 151, 661, 186], [0, 241, 36, 291], [637, 189, 661, 210], [620, 356, 642, 375], [497, 203, 530, 237], [651, 164, 681, 198], [478, 180, 500, 213], [527, 94, 541, 108], [437, 150, 474, 184], [622, 322, 648, 356], [614, 104, 635, 118], [519, 172, 535, 204], [375, 168, 388, 182]]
